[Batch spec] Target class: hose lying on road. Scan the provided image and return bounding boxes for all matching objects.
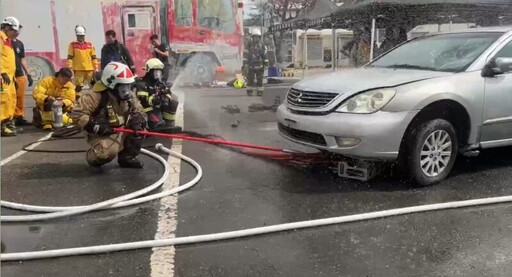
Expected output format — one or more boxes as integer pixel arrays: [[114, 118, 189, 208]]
[[1, 144, 202, 221], [5, 136, 512, 261], [5, 181, 512, 261]]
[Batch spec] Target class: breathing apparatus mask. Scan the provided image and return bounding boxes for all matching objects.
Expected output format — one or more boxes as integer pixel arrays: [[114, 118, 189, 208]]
[[152, 69, 163, 82], [116, 84, 133, 101]]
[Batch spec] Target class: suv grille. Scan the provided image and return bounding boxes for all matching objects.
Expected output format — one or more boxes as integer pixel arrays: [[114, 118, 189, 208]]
[[278, 123, 327, 146], [286, 88, 338, 108]]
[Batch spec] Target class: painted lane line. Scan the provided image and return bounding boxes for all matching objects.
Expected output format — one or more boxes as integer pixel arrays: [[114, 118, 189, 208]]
[[1, 133, 53, 166], [150, 91, 185, 277]]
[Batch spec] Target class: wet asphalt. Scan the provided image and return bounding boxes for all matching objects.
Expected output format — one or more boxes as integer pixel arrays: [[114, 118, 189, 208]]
[[4, 87, 512, 276]]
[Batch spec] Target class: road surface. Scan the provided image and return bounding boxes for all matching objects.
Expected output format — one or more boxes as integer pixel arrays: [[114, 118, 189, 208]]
[[3, 86, 512, 276]]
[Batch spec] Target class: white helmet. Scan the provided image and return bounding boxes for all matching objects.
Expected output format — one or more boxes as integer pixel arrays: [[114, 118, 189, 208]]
[[75, 25, 86, 36], [251, 29, 262, 36], [2, 16, 21, 31], [143, 58, 165, 71], [101, 62, 135, 89]]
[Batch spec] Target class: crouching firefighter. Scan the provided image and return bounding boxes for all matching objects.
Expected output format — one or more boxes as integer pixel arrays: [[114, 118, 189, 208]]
[[32, 68, 75, 130], [135, 58, 181, 133], [71, 62, 147, 168]]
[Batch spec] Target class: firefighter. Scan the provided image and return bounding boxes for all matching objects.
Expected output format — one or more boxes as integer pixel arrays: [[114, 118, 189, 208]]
[[0, 16, 21, 136], [71, 62, 147, 168], [12, 27, 34, 126], [67, 25, 99, 100], [135, 58, 180, 132], [242, 29, 268, 96], [32, 68, 75, 130]]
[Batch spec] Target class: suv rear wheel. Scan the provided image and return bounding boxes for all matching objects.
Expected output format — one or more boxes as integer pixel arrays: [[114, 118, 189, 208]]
[[405, 119, 458, 186]]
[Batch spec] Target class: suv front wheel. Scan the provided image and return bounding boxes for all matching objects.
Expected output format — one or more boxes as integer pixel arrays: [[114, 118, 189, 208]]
[[405, 119, 458, 186]]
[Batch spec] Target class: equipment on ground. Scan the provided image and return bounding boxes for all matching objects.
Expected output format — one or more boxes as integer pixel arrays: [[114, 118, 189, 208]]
[[248, 103, 279, 113], [221, 105, 241, 115], [233, 78, 245, 89], [51, 101, 64, 128]]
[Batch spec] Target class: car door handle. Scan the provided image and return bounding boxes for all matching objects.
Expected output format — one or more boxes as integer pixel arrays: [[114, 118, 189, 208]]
[[127, 30, 134, 37]]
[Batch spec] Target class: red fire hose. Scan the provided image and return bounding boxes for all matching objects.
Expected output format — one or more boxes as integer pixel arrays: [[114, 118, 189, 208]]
[[114, 128, 301, 154]]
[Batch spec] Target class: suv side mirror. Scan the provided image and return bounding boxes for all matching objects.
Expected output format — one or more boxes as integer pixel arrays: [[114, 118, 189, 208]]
[[482, 57, 512, 77]]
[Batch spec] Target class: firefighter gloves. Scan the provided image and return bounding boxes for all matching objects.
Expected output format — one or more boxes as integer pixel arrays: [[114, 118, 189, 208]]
[[85, 119, 115, 136]]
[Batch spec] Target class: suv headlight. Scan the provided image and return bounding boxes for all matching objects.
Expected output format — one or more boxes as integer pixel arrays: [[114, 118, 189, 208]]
[[336, 88, 396, 114]]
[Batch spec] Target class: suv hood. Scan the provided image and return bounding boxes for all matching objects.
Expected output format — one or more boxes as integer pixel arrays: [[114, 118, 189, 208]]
[[293, 67, 452, 95]]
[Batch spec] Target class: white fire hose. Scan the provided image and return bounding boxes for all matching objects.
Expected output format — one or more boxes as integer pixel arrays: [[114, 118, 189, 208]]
[[3, 144, 512, 262]]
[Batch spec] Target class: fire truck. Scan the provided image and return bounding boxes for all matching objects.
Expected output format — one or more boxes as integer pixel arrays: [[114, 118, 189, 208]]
[[0, 0, 244, 85]]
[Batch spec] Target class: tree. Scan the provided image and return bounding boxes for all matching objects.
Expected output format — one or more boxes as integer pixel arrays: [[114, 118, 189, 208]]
[[271, 0, 316, 22]]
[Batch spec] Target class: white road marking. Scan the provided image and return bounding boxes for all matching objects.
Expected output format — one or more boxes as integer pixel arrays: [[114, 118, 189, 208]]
[[150, 91, 185, 277], [1, 133, 53, 166]]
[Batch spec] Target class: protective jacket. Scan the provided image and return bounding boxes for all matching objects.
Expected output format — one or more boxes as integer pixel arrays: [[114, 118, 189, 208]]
[[243, 40, 269, 68], [67, 41, 99, 71], [33, 76, 75, 111], [136, 77, 178, 122], [0, 30, 15, 79], [72, 82, 146, 139]]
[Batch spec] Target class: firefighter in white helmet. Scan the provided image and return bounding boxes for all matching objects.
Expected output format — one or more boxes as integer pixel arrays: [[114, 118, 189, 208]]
[[67, 25, 99, 99], [242, 28, 268, 96], [0, 16, 21, 136], [135, 58, 181, 133], [71, 62, 147, 168]]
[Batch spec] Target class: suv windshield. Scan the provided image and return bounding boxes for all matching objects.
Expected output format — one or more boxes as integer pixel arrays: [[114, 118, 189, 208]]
[[371, 32, 504, 72]]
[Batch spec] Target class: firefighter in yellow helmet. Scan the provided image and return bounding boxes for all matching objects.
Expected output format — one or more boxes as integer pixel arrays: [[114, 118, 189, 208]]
[[0, 16, 21, 136], [135, 58, 181, 133], [32, 68, 76, 130], [71, 62, 147, 168], [67, 25, 99, 99]]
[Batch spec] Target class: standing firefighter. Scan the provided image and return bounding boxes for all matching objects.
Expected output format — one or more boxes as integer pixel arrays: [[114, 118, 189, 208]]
[[136, 58, 180, 133], [68, 25, 99, 99], [0, 16, 21, 137], [71, 62, 147, 168], [243, 29, 268, 96]]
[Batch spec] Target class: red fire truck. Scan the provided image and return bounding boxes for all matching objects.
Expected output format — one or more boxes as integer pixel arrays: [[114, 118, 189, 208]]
[[0, 0, 244, 85]]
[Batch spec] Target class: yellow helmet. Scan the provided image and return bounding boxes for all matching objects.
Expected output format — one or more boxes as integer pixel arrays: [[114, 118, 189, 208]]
[[233, 78, 244, 89], [143, 58, 165, 72]]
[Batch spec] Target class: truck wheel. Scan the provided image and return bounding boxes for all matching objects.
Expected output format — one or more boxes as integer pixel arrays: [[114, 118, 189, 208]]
[[184, 53, 217, 83], [405, 119, 458, 186], [26, 57, 54, 87]]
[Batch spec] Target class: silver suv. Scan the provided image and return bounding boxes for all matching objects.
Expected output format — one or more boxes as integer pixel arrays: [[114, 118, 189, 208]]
[[277, 26, 512, 186]]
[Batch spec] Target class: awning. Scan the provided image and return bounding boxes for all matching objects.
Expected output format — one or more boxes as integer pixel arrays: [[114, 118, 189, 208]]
[[332, 0, 512, 28]]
